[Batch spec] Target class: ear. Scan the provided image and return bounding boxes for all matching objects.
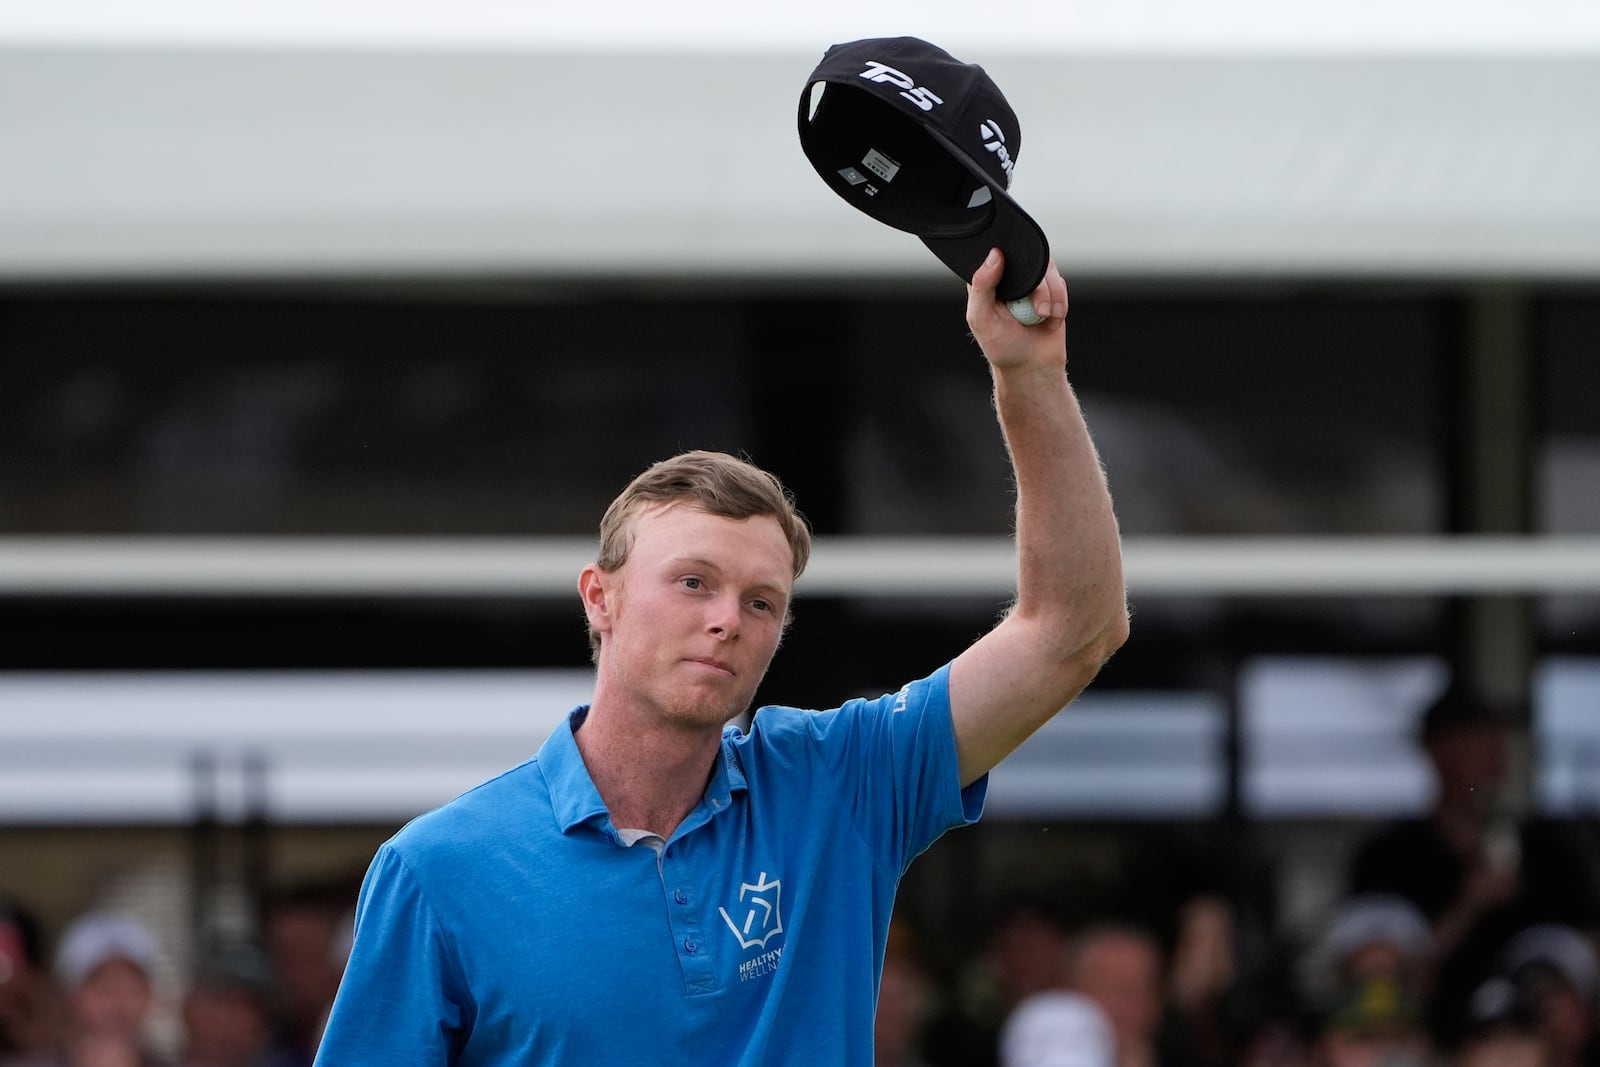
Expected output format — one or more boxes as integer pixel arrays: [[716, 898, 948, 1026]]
[[578, 564, 614, 637]]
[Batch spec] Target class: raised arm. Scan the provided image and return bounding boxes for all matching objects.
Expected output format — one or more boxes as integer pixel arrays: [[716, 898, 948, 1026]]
[[948, 248, 1129, 786]]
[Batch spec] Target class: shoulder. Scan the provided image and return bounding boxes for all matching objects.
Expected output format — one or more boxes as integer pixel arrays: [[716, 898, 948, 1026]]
[[388, 757, 548, 860], [742, 663, 956, 739]]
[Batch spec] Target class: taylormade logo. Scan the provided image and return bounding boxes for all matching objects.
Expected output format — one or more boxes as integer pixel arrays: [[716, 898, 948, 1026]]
[[859, 61, 945, 112], [980, 119, 1015, 186]]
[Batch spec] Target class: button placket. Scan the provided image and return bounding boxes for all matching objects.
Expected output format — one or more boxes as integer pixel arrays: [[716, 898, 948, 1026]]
[[661, 852, 717, 995]]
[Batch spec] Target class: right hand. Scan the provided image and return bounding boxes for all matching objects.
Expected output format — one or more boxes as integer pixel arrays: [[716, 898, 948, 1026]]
[[965, 248, 1069, 377]]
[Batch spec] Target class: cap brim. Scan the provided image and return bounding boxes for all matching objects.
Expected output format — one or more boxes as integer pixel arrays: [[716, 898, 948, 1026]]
[[919, 126, 1050, 302]]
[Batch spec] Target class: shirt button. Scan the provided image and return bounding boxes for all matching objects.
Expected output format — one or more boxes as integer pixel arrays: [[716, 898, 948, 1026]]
[[683, 938, 698, 954], [674, 889, 689, 905]]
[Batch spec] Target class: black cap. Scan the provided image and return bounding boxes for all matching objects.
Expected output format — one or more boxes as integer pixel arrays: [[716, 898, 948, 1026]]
[[798, 36, 1049, 302]]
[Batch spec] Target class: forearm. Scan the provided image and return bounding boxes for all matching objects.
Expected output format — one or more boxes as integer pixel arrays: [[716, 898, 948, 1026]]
[[948, 249, 1128, 783], [992, 358, 1127, 667]]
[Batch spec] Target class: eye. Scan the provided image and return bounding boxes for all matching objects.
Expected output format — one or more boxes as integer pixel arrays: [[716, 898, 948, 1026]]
[[750, 598, 772, 614], [680, 576, 704, 591]]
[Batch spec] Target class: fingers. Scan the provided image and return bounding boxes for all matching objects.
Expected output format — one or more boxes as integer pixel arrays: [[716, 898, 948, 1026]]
[[966, 247, 1003, 297], [965, 247, 1004, 320], [1043, 260, 1068, 320], [967, 249, 1067, 327], [1018, 260, 1067, 324]]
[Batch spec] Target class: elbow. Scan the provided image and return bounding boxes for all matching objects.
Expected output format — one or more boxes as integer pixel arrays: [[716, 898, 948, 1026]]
[[1027, 600, 1129, 696], [1101, 606, 1131, 661], [1076, 608, 1130, 679]]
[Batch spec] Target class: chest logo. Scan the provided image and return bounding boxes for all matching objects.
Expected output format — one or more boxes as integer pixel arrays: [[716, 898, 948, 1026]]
[[718, 871, 784, 950]]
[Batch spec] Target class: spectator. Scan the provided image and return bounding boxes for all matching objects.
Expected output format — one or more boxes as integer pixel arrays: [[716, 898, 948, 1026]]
[[1494, 924, 1600, 1067], [1164, 895, 1237, 1062], [9, 911, 174, 1067], [259, 882, 354, 1067], [1159, 893, 1313, 1067], [178, 945, 273, 1067], [1306, 896, 1436, 1067], [1064, 924, 1169, 1067], [930, 894, 1078, 1067], [1310, 895, 1436, 998], [1346, 685, 1520, 960], [1348, 683, 1600, 1048], [1, 900, 54, 1062], [877, 918, 936, 1067], [1455, 973, 1553, 1067]]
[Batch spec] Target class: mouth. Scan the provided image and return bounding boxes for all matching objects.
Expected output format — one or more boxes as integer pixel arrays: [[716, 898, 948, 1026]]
[[686, 657, 736, 677]]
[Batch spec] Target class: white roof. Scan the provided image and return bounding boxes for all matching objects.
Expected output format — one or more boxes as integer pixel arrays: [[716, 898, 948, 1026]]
[[2, 1, 1598, 280]]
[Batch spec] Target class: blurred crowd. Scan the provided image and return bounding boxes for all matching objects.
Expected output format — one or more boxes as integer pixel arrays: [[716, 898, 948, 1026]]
[[0, 880, 354, 1067], [882, 686, 1600, 1067], [5, 686, 1600, 1067]]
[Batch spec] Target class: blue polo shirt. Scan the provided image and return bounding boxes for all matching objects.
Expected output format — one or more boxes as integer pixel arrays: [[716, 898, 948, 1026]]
[[314, 663, 985, 1066]]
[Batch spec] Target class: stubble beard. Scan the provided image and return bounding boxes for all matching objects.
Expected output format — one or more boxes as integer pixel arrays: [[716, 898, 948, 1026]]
[[655, 670, 760, 733]]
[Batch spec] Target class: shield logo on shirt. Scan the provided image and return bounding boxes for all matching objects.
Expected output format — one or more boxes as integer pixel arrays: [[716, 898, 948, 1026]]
[[719, 871, 784, 951]]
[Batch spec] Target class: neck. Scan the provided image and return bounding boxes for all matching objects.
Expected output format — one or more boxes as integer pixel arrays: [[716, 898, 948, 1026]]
[[574, 699, 724, 839]]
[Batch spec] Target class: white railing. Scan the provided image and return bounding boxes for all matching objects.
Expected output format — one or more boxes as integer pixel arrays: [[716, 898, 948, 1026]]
[[4, 535, 1600, 597], [2, 535, 1596, 824], [2, 658, 1597, 824]]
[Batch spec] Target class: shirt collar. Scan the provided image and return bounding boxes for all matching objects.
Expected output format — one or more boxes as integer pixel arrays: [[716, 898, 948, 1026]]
[[537, 709, 752, 836], [537, 707, 610, 833], [710, 725, 750, 804]]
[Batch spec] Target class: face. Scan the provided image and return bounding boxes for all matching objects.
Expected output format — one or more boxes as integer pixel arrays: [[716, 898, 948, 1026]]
[[1456, 1033, 1551, 1067], [874, 952, 929, 1060], [183, 986, 268, 1067], [1317, 1032, 1430, 1067], [70, 957, 153, 1040], [1429, 723, 1508, 795], [582, 504, 793, 730], [993, 912, 1068, 1001], [265, 909, 344, 1024], [1070, 933, 1164, 1048]]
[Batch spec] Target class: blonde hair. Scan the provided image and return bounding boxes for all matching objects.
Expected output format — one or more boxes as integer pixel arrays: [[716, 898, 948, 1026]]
[[588, 451, 812, 657]]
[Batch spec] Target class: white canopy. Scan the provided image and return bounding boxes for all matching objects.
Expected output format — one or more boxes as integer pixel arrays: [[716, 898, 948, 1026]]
[[3, 0, 1598, 281]]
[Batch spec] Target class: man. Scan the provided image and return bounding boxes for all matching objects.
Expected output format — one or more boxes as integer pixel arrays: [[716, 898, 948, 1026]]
[[312, 249, 1128, 1066], [1345, 683, 1600, 1048], [1066, 926, 1168, 1067], [999, 923, 1168, 1067], [11, 911, 173, 1067], [1347, 685, 1522, 958], [259, 881, 356, 1067], [178, 943, 275, 1067]]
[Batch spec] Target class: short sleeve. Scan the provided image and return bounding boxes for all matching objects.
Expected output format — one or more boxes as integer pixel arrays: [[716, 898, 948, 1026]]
[[789, 662, 986, 873], [314, 843, 469, 1066]]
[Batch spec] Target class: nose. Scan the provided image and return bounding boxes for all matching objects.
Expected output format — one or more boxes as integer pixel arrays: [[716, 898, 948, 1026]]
[[706, 592, 741, 640]]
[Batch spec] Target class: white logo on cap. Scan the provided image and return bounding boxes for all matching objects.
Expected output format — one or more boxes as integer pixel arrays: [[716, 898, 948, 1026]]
[[859, 61, 945, 112], [979, 119, 1015, 186]]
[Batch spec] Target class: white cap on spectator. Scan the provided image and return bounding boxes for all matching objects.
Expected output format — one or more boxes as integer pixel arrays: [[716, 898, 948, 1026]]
[[1502, 923, 1599, 1001], [1320, 894, 1434, 967], [54, 912, 161, 990], [999, 990, 1115, 1067]]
